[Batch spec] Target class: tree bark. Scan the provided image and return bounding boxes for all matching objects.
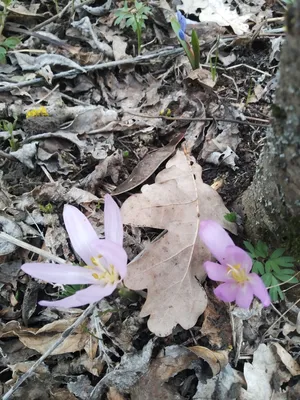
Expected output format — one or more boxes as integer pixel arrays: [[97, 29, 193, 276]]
[[240, 0, 300, 252]]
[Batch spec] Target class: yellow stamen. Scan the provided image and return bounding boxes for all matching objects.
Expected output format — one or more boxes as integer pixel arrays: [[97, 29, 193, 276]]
[[88, 255, 119, 284], [227, 264, 248, 284]]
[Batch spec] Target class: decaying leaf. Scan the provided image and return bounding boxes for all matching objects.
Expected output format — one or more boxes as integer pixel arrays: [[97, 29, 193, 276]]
[[193, 363, 245, 399], [240, 343, 296, 400], [271, 342, 300, 376], [0, 215, 23, 255], [1, 318, 97, 356], [113, 132, 184, 195], [122, 149, 236, 336], [131, 345, 192, 400], [188, 346, 228, 376], [131, 344, 228, 400], [200, 286, 232, 348], [90, 340, 155, 399]]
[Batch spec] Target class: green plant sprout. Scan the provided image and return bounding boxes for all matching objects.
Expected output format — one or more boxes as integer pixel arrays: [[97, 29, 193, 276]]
[[0, 0, 11, 37], [52, 0, 60, 14], [224, 212, 237, 223], [0, 36, 20, 63], [0, 0, 20, 63], [245, 79, 253, 106], [0, 117, 18, 151], [60, 284, 86, 298], [114, 0, 152, 55], [244, 240, 298, 302], [171, 11, 200, 70], [39, 203, 54, 214], [210, 37, 219, 81]]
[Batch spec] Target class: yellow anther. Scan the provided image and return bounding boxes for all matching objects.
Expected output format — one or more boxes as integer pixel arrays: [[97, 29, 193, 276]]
[[227, 264, 248, 284], [91, 257, 99, 266], [90, 263, 120, 284]]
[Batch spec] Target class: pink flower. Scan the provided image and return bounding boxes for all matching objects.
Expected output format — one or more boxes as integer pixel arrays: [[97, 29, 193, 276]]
[[199, 220, 270, 308], [21, 195, 127, 308]]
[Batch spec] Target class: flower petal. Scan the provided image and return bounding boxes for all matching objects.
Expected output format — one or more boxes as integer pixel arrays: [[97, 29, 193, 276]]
[[199, 220, 234, 264], [214, 282, 238, 302], [22, 263, 98, 284], [39, 283, 116, 308], [90, 239, 127, 279], [204, 261, 233, 282], [63, 205, 98, 265], [104, 194, 123, 246], [235, 282, 254, 308], [176, 10, 187, 32], [224, 246, 253, 273], [178, 29, 185, 40], [249, 273, 271, 307]]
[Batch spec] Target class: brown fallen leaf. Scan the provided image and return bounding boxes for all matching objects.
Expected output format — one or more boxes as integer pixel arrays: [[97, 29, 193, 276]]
[[122, 149, 236, 336], [131, 345, 228, 400], [113, 132, 185, 195], [188, 346, 228, 376], [1, 318, 97, 356], [107, 387, 127, 400], [271, 342, 300, 376], [200, 285, 232, 348], [130, 346, 195, 400]]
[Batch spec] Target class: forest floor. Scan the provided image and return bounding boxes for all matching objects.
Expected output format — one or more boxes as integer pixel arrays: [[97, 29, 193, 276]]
[[1, 0, 300, 399]]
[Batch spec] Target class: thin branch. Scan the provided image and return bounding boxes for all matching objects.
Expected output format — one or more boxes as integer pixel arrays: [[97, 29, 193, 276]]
[[0, 149, 18, 161], [124, 111, 270, 127], [0, 47, 183, 93], [2, 303, 96, 400], [0, 232, 66, 264], [262, 298, 300, 339]]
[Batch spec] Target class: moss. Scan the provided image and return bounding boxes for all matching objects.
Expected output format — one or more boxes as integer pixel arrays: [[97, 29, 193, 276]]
[[272, 104, 287, 120], [280, 216, 300, 262]]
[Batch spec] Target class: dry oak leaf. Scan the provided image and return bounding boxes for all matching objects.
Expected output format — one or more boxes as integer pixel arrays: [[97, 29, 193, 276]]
[[122, 149, 236, 336]]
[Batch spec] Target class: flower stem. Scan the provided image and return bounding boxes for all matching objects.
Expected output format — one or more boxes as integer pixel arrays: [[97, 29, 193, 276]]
[[134, 15, 142, 55]]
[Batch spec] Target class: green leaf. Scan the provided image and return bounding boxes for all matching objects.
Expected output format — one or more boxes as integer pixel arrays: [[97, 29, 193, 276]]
[[278, 286, 285, 300], [0, 46, 6, 63], [273, 274, 298, 283], [265, 259, 281, 274], [243, 241, 257, 257], [2, 37, 20, 49], [274, 256, 295, 267], [262, 272, 273, 287], [191, 29, 200, 69], [170, 17, 195, 69], [270, 276, 280, 302], [270, 248, 286, 259], [275, 268, 296, 275], [252, 261, 265, 275], [255, 241, 269, 258]]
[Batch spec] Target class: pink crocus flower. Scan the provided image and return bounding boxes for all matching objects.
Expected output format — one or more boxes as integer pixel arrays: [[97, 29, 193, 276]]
[[21, 194, 127, 308], [199, 220, 271, 309]]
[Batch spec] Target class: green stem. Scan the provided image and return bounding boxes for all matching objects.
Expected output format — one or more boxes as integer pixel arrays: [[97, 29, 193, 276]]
[[134, 15, 142, 55], [0, 5, 8, 37]]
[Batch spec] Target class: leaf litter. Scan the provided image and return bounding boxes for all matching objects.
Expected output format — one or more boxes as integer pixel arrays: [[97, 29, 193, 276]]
[[0, 0, 299, 398]]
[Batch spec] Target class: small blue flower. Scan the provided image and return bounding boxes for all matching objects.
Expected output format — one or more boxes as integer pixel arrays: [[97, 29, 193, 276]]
[[176, 10, 186, 40]]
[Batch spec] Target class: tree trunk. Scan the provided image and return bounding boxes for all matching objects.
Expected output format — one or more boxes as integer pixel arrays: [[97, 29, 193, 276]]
[[240, 0, 300, 254]]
